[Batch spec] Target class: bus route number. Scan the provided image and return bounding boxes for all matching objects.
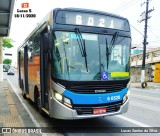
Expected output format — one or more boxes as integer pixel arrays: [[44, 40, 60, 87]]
[[76, 15, 106, 27]]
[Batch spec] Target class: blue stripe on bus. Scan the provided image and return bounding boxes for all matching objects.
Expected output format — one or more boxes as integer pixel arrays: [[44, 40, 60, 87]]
[[62, 88, 128, 105]]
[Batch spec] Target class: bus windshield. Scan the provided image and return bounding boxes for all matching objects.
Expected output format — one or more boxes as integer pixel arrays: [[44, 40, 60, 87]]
[[52, 31, 131, 81]]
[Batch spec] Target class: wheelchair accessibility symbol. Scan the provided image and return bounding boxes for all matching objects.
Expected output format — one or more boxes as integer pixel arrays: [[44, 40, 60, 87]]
[[101, 72, 108, 80]]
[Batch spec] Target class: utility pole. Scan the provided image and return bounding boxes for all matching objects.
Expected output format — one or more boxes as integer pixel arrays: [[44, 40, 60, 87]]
[[139, 0, 154, 88]]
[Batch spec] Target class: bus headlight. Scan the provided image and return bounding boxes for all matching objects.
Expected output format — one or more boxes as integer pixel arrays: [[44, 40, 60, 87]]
[[122, 90, 130, 104], [52, 91, 72, 108], [64, 97, 72, 108], [127, 81, 130, 89], [123, 81, 131, 104], [55, 92, 63, 102]]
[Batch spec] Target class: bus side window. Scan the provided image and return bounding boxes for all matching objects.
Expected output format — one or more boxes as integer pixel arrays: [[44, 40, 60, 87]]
[[28, 46, 33, 63]]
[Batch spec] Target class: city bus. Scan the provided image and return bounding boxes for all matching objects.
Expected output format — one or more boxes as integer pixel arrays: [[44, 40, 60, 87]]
[[17, 8, 131, 119]]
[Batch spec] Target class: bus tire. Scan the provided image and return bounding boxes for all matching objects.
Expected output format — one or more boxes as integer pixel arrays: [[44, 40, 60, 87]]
[[21, 81, 27, 99], [37, 97, 46, 116], [34, 86, 39, 103], [22, 92, 27, 99], [141, 82, 147, 88]]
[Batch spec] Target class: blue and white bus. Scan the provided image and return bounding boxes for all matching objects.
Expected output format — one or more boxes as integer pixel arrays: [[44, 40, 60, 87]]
[[17, 8, 131, 119]]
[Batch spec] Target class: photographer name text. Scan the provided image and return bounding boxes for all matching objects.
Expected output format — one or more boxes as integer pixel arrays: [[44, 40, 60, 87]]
[[14, 2, 36, 19], [17, 9, 32, 13], [121, 128, 158, 133], [14, 9, 36, 18]]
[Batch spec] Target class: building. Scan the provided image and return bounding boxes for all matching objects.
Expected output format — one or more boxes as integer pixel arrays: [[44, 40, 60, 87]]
[[3, 47, 17, 68]]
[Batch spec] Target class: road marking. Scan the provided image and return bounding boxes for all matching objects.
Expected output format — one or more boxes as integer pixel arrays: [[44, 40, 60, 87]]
[[131, 93, 160, 100], [7, 78, 47, 136], [130, 100, 160, 113], [116, 115, 151, 127]]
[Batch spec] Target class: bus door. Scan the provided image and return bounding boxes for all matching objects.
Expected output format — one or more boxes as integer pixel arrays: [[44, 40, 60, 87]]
[[24, 46, 29, 95], [18, 51, 21, 88], [40, 29, 50, 110]]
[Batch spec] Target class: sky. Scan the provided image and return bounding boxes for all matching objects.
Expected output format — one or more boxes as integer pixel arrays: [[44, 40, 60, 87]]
[[6, 0, 160, 65]]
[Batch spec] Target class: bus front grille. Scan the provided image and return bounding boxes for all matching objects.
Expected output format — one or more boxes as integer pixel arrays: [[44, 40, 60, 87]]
[[73, 102, 122, 115], [69, 83, 127, 94]]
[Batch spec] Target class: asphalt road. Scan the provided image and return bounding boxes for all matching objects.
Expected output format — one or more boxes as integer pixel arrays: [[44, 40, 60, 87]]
[[4, 72, 160, 136]]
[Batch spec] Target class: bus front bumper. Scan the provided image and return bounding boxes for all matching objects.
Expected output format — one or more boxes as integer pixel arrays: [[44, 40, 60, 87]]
[[49, 97, 129, 120]]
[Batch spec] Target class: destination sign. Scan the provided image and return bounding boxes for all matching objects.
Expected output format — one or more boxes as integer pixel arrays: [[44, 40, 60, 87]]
[[56, 11, 129, 31]]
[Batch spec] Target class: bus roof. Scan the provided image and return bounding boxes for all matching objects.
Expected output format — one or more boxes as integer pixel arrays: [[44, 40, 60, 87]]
[[17, 7, 129, 50], [56, 7, 128, 21]]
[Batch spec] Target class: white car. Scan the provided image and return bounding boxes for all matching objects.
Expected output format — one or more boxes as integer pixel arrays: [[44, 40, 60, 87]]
[[7, 68, 15, 75]]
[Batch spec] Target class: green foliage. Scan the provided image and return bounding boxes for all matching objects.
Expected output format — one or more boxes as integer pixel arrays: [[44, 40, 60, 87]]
[[2, 38, 14, 48], [3, 58, 12, 65]]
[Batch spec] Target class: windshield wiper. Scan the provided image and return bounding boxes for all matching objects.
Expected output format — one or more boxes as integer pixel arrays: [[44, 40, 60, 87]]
[[105, 32, 119, 70], [75, 28, 88, 72], [110, 32, 119, 52], [63, 42, 70, 79], [106, 38, 110, 70]]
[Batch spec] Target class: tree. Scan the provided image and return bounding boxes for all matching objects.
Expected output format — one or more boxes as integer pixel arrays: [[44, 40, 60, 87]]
[[3, 58, 12, 65], [0, 37, 14, 64], [2, 38, 14, 48]]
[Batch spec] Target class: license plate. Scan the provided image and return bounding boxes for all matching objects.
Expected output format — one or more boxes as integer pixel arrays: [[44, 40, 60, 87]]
[[93, 108, 107, 114]]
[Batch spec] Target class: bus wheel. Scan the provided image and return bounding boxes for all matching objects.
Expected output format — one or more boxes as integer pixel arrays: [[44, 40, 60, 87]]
[[37, 97, 45, 116], [21, 82, 26, 99], [22, 91, 27, 99]]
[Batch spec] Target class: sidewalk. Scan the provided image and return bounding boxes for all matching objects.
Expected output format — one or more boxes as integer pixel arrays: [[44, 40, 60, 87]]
[[131, 81, 160, 89], [0, 79, 38, 136]]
